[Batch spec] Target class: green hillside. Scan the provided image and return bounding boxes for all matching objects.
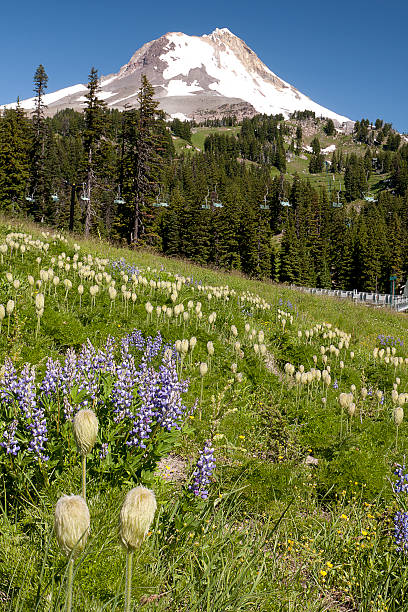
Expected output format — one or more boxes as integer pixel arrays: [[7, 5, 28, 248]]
[[0, 217, 407, 610]]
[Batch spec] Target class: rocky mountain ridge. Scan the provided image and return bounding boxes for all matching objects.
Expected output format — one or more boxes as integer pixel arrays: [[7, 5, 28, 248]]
[[1, 28, 351, 124]]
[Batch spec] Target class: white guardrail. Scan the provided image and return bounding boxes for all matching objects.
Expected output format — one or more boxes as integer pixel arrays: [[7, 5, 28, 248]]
[[291, 286, 408, 312]]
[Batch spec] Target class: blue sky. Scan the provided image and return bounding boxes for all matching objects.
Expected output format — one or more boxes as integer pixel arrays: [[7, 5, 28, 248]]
[[1, 0, 407, 131]]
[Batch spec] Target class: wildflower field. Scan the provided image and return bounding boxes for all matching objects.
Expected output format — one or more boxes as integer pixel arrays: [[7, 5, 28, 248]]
[[0, 218, 408, 611]]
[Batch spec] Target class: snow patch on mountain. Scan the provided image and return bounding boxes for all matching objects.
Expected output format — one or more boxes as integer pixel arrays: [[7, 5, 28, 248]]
[[165, 79, 203, 96], [4, 83, 87, 110]]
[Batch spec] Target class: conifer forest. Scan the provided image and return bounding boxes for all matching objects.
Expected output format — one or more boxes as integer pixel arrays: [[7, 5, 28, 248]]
[[1, 67, 408, 293]]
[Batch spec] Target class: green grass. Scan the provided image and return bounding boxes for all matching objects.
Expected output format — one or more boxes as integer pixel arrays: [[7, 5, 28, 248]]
[[0, 217, 407, 610], [190, 127, 241, 151]]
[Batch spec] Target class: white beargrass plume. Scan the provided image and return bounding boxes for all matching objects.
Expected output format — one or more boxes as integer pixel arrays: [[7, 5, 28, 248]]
[[53, 276, 60, 295], [145, 301, 153, 323], [55, 495, 90, 612], [73, 409, 98, 500], [120, 487, 157, 612], [89, 285, 99, 308], [348, 403, 356, 429], [55, 495, 90, 556]]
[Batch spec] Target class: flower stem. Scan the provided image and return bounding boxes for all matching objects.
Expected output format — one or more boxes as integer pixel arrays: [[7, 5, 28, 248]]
[[82, 455, 86, 500], [65, 558, 74, 612], [124, 550, 133, 612]]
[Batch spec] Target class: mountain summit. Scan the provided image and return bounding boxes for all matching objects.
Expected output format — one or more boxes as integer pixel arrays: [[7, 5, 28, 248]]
[[2, 28, 350, 123]]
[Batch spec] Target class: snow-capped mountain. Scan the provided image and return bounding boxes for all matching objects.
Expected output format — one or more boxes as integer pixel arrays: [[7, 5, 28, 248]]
[[1, 28, 351, 124]]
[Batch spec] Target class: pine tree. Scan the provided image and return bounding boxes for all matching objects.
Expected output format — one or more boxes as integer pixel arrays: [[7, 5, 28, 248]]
[[295, 125, 302, 154], [122, 75, 163, 244], [30, 64, 48, 219], [83, 67, 106, 236], [0, 104, 30, 211]]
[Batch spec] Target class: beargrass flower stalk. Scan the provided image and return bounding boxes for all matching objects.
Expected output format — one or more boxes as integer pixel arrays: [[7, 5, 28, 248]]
[[72, 409, 98, 500], [64, 279, 72, 301], [189, 336, 197, 365], [55, 495, 90, 612], [120, 487, 157, 612], [109, 285, 117, 312], [78, 284, 84, 307], [394, 406, 404, 450], [6, 299, 14, 337], [199, 362, 208, 418], [0, 304, 5, 334], [0, 243, 7, 264], [35, 293, 45, 339], [207, 341, 214, 371]]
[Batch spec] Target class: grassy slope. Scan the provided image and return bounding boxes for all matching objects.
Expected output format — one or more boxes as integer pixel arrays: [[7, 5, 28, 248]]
[[184, 124, 388, 198], [0, 218, 407, 611]]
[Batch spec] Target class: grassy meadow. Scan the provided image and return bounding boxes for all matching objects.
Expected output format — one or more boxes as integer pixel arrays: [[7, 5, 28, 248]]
[[0, 217, 407, 611]]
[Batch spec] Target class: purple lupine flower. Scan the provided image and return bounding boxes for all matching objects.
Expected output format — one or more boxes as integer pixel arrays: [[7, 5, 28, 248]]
[[0, 419, 20, 455], [142, 332, 163, 363], [189, 441, 216, 499], [0, 359, 19, 405], [40, 357, 62, 396], [395, 511, 408, 553], [127, 346, 191, 448], [121, 329, 145, 356], [60, 348, 78, 396], [127, 362, 157, 448], [394, 465, 408, 494], [333, 379, 338, 390], [112, 352, 137, 423], [154, 349, 189, 431], [96, 336, 116, 374], [99, 442, 109, 459], [14, 364, 48, 461]]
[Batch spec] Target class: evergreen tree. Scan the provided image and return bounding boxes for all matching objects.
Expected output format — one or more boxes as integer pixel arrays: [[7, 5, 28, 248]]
[[0, 104, 30, 211], [30, 64, 48, 219], [122, 75, 164, 244], [308, 137, 324, 173], [83, 67, 106, 236], [323, 119, 335, 136], [295, 125, 302, 154]]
